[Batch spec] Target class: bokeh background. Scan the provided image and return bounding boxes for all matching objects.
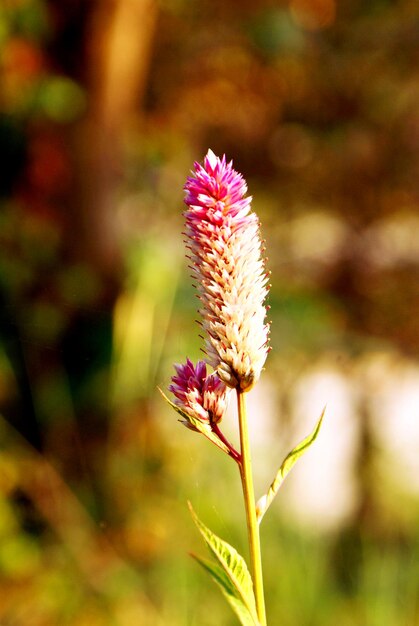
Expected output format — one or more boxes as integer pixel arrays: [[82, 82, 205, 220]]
[[1, 0, 419, 624]]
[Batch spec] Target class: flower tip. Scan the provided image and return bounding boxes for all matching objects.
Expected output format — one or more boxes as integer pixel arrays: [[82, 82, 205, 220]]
[[205, 148, 218, 171]]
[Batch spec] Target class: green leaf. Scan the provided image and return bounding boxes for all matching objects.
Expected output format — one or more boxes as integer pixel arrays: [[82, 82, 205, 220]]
[[191, 554, 260, 626], [189, 503, 259, 626], [158, 388, 230, 455], [256, 407, 326, 523]]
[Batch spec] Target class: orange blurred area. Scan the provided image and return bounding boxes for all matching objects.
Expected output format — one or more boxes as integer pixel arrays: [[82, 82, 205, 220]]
[[290, 0, 336, 30], [2, 37, 44, 76], [0, 0, 419, 624]]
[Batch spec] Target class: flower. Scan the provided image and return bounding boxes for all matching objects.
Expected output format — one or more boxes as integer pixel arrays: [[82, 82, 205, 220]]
[[184, 149, 270, 391], [169, 358, 229, 429]]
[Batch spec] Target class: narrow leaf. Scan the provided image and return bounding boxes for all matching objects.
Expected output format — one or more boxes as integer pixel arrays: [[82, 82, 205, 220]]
[[158, 388, 230, 455], [256, 407, 326, 523], [189, 503, 259, 625], [191, 554, 260, 626]]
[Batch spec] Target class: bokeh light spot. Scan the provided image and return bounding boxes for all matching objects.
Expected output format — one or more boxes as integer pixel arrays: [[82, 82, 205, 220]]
[[39, 77, 86, 123]]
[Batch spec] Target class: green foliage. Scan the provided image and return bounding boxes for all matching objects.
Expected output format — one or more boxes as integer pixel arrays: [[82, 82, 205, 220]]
[[192, 556, 260, 626], [257, 408, 325, 522], [189, 504, 260, 626]]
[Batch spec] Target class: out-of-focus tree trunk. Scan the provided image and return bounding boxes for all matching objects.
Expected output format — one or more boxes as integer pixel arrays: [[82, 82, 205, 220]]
[[73, 0, 158, 278]]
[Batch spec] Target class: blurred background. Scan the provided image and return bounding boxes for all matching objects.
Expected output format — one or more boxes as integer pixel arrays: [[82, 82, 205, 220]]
[[0, 0, 419, 624]]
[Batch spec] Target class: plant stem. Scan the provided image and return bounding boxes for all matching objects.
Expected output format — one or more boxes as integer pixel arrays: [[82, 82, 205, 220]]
[[212, 423, 241, 463], [237, 389, 267, 626]]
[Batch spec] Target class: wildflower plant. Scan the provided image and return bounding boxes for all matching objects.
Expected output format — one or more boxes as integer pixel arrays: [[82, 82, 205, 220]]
[[161, 150, 324, 626]]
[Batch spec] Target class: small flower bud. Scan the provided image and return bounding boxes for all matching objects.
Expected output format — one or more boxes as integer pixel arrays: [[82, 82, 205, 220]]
[[169, 358, 229, 429]]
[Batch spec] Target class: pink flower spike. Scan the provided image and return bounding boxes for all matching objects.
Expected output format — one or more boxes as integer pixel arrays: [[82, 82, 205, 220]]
[[184, 150, 270, 391], [169, 359, 230, 428]]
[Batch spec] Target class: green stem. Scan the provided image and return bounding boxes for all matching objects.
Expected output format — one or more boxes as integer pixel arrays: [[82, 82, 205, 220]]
[[237, 389, 267, 626]]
